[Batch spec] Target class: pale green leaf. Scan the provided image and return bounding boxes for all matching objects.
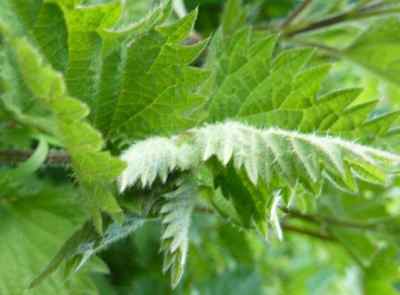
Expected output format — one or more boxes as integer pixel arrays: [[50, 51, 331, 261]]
[[119, 122, 400, 196], [160, 178, 199, 288]]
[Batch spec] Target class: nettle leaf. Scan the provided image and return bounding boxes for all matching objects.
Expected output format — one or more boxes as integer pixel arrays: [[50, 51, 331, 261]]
[[117, 122, 400, 284], [36, 179, 198, 290], [0, 185, 99, 295], [160, 178, 199, 288], [106, 0, 170, 34], [204, 25, 399, 137], [205, 25, 311, 128], [213, 163, 271, 236], [33, 3, 69, 72], [103, 9, 209, 139], [55, 1, 121, 109], [9, 35, 126, 232], [119, 121, 400, 239], [46, 0, 206, 141], [31, 214, 146, 288], [119, 122, 400, 194]]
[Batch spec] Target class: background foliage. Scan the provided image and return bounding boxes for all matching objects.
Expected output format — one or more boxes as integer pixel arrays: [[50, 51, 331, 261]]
[[2, 0, 400, 294]]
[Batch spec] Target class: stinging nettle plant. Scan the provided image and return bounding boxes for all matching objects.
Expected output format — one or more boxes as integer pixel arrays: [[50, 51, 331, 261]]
[[2, 0, 400, 293]]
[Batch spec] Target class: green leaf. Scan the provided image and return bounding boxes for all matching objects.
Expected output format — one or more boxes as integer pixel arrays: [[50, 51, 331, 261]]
[[104, 0, 172, 38], [0, 0, 41, 35], [31, 214, 146, 288], [0, 185, 98, 295], [104, 9, 208, 139], [9, 34, 126, 232], [59, 1, 121, 109], [208, 34, 278, 121], [281, 64, 331, 109], [33, 3, 68, 72], [331, 227, 379, 267], [299, 88, 363, 132], [160, 177, 199, 288], [107, 0, 164, 32], [364, 246, 400, 295], [221, 0, 247, 35], [204, 26, 324, 130], [214, 164, 271, 236]]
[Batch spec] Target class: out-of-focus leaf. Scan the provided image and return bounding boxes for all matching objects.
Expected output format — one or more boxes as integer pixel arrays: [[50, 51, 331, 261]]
[[344, 17, 400, 87], [364, 246, 400, 295], [0, 185, 99, 295]]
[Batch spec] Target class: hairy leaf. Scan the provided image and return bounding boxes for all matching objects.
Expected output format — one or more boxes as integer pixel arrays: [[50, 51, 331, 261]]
[[119, 122, 400, 193], [160, 178, 199, 288]]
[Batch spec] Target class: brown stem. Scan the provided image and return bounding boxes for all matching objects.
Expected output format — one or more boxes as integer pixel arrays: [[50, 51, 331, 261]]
[[284, 1, 397, 37], [0, 149, 70, 166], [281, 0, 313, 29], [282, 223, 337, 242]]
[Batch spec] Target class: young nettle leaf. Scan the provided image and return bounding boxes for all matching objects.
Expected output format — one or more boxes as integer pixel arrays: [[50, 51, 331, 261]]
[[119, 121, 400, 237], [116, 121, 400, 284], [160, 178, 199, 288], [119, 122, 400, 195]]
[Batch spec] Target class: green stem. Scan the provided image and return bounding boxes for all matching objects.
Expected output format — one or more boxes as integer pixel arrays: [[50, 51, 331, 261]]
[[281, 207, 379, 230], [282, 223, 337, 242]]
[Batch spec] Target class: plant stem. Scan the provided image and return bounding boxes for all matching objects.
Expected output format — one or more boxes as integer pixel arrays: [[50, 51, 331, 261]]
[[282, 223, 337, 242], [0, 149, 70, 166], [281, 207, 379, 230], [281, 0, 313, 30], [284, 1, 399, 37]]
